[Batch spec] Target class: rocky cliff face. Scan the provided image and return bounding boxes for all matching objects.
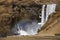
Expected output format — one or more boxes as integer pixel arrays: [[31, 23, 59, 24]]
[[38, 12, 60, 36], [0, 0, 60, 36], [0, 0, 41, 36]]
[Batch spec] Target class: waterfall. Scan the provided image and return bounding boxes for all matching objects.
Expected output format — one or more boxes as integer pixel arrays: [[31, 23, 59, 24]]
[[46, 4, 56, 21], [41, 5, 45, 26], [15, 4, 56, 36], [41, 4, 56, 26]]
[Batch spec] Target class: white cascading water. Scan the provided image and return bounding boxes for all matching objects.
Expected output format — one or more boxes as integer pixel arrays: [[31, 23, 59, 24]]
[[16, 20, 41, 35], [16, 4, 56, 36], [41, 4, 56, 26], [17, 24, 30, 35], [46, 4, 56, 21]]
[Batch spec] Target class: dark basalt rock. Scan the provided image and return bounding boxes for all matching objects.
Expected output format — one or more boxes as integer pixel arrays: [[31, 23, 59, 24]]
[[0, 0, 43, 37]]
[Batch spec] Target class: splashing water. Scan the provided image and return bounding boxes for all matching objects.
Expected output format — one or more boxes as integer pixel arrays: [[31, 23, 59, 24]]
[[17, 24, 30, 35], [15, 20, 41, 36]]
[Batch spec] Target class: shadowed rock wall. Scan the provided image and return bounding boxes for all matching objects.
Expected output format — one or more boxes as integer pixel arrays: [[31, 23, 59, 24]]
[[0, 0, 60, 36]]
